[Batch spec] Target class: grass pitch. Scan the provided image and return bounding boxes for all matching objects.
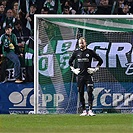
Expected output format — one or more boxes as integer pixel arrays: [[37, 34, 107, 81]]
[[0, 113, 133, 133]]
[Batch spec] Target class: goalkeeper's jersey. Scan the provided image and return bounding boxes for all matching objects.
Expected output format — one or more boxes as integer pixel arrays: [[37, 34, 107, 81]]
[[69, 48, 103, 76]]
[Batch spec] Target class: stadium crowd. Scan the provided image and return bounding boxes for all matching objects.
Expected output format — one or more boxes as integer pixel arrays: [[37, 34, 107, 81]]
[[0, 0, 133, 82], [0, 0, 132, 38], [0, 0, 133, 36]]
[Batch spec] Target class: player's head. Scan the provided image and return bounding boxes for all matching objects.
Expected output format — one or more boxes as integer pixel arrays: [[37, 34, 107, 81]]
[[78, 37, 87, 50]]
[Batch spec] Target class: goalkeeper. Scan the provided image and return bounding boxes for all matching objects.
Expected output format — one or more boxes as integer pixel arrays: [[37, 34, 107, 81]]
[[69, 37, 103, 116]]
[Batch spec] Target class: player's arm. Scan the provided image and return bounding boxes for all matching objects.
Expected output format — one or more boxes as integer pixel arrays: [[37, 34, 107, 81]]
[[87, 50, 103, 74], [69, 51, 80, 75]]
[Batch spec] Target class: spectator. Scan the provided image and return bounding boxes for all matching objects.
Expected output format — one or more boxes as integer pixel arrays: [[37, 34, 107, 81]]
[[5, 0, 17, 9], [117, 0, 125, 14], [95, 0, 112, 14], [72, 0, 83, 14], [0, 25, 23, 83], [19, 0, 33, 15], [0, 3, 6, 22], [118, 0, 125, 8], [25, 4, 37, 35], [12, 20, 31, 47], [35, 0, 45, 13], [40, 7, 49, 14], [82, 0, 91, 14], [2, 8, 17, 29], [121, 4, 132, 14], [82, 2, 97, 14], [62, 5, 71, 14], [12, 1, 20, 20], [1, 0, 7, 9], [125, 0, 133, 14], [15, 0, 33, 27], [24, 37, 34, 82], [62, 0, 76, 14]]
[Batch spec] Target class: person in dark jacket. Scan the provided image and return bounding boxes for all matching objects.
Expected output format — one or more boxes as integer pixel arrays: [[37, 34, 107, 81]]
[[69, 37, 103, 116]]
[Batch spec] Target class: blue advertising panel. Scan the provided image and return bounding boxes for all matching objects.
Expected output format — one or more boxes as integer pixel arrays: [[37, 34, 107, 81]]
[[0, 82, 33, 114], [0, 81, 132, 114]]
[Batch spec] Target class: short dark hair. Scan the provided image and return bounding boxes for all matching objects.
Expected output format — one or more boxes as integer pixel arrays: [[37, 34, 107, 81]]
[[14, 20, 22, 26], [5, 25, 12, 30], [30, 4, 37, 8]]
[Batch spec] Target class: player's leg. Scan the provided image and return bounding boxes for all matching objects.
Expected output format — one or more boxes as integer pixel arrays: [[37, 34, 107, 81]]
[[86, 76, 96, 116], [77, 76, 87, 116], [86, 85, 95, 116]]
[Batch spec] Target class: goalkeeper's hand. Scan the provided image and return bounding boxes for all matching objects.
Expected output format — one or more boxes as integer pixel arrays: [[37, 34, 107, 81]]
[[87, 67, 99, 74], [70, 66, 80, 75]]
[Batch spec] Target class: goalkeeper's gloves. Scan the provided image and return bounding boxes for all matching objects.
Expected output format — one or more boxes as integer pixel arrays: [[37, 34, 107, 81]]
[[87, 67, 99, 74], [70, 66, 80, 75]]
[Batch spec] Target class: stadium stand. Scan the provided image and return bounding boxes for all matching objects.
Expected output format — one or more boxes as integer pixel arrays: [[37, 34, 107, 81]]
[[0, 0, 133, 82]]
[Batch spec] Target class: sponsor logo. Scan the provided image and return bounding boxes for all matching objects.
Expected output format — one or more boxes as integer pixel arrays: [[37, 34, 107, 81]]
[[9, 88, 34, 114]]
